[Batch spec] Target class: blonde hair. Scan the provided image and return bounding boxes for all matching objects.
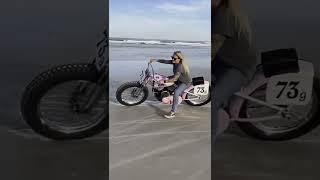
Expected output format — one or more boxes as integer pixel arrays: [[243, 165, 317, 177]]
[[225, 0, 253, 44], [174, 51, 190, 75]]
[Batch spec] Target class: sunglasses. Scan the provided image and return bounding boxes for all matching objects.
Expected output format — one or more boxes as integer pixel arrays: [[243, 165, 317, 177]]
[[171, 56, 179, 60]]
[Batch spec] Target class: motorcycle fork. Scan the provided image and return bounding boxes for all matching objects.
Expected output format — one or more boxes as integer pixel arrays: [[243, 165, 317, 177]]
[[133, 78, 149, 96], [78, 72, 106, 112]]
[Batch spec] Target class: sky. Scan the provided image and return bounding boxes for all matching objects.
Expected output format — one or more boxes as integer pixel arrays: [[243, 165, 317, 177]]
[[109, 0, 210, 41]]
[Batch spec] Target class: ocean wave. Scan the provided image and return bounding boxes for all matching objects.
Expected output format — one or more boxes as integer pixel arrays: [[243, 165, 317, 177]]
[[109, 39, 210, 47]]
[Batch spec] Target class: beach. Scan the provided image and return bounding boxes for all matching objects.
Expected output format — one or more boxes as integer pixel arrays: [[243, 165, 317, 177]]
[[109, 41, 211, 101], [108, 41, 211, 179]]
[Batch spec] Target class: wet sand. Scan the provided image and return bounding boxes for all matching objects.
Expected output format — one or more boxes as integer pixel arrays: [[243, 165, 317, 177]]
[[213, 127, 320, 180], [108, 55, 211, 179], [109, 99, 320, 180], [0, 126, 107, 180], [109, 101, 210, 180]]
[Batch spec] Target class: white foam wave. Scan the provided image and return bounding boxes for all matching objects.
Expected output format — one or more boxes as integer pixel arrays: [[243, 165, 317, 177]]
[[109, 39, 210, 47]]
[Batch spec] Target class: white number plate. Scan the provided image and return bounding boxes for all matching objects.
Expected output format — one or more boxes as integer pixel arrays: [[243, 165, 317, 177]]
[[194, 84, 209, 95], [266, 74, 313, 105]]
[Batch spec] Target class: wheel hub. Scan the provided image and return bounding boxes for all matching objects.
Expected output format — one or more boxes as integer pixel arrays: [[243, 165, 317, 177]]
[[280, 108, 292, 119], [131, 88, 141, 97]]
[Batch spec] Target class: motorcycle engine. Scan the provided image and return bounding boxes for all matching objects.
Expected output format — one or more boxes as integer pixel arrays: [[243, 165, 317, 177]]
[[154, 85, 176, 102], [166, 84, 177, 92], [160, 91, 170, 99]]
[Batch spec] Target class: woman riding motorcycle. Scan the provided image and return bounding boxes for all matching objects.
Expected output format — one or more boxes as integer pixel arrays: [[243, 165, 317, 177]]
[[150, 51, 192, 119]]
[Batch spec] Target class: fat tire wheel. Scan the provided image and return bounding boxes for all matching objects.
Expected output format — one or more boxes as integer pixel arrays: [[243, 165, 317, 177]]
[[20, 63, 108, 140], [116, 81, 149, 106], [237, 78, 320, 141]]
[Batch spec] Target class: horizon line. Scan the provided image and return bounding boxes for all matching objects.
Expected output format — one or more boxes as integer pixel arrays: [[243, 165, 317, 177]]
[[109, 36, 211, 42]]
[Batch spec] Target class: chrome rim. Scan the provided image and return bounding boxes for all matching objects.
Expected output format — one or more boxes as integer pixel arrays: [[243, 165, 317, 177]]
[[121, 87, 146, 104], [38, 80, 106, 134]]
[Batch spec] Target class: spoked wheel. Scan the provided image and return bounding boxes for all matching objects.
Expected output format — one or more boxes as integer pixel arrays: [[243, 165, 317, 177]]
[[39, 81, 106, 134], [116, 81, 149, 106], [185, 86, 211, 106], [237, 79, 320, 141], [21, 63, 108, 140]]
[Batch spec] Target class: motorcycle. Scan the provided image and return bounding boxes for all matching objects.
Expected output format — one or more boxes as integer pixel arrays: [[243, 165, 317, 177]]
[[115, 62, 211, 107], [20, 29, 108, 140], [20, 29, 319, 142], [217, 48, 320, 141]]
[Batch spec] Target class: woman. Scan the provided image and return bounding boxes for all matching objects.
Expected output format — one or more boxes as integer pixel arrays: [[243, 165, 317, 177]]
[[150, 51, 192, 119], [212, 0, 258, 141]]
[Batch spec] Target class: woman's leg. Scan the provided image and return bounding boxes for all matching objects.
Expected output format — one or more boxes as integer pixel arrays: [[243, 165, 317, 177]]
[[171, 83, 189, 113], [212, 67, 246, 143]]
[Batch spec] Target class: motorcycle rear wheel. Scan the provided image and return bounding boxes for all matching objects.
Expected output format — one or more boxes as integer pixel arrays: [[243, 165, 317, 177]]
[[237, 78, 320, 141], [184, 86, 211, 106]]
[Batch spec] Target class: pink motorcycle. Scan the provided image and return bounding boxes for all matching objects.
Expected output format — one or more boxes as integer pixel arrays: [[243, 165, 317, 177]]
[[116, 62, 211, 107], [218, 48, 320, 141]]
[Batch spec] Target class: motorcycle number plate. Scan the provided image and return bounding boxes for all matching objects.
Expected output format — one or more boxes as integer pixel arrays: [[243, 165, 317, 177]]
[[194, 84, 209, 96], [266, 73, 313, 106]]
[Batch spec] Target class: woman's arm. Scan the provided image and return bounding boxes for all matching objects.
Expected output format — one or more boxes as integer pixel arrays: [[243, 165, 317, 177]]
[[212, 34, 226, 61], [166, 71, 181, 83], [150, 59, 173, 64], [166, 65, 183, 83]]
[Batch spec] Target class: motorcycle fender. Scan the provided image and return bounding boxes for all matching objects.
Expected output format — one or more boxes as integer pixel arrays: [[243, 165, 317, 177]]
[[228, 70, 269, 120], [182, 80, 210, 99], [229, 60, 314, 119]]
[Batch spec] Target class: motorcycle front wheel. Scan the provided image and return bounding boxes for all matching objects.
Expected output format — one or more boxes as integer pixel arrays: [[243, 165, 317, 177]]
[[116, 81, 149, 106], [20, 63, 108, 140]]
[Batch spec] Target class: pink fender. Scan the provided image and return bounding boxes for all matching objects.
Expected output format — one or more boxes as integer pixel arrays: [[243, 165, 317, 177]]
[[228, 70, 269, 120]]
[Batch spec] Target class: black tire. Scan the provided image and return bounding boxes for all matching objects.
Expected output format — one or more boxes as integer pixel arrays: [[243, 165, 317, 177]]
[[185, 86, 211, 106], [237, 78, 320, 141], [116, 81, 149, 106], [20, 63, 108, 140]]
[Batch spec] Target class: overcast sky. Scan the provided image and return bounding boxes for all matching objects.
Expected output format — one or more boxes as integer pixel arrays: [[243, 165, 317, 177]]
[[109, 0, 210, 41]]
